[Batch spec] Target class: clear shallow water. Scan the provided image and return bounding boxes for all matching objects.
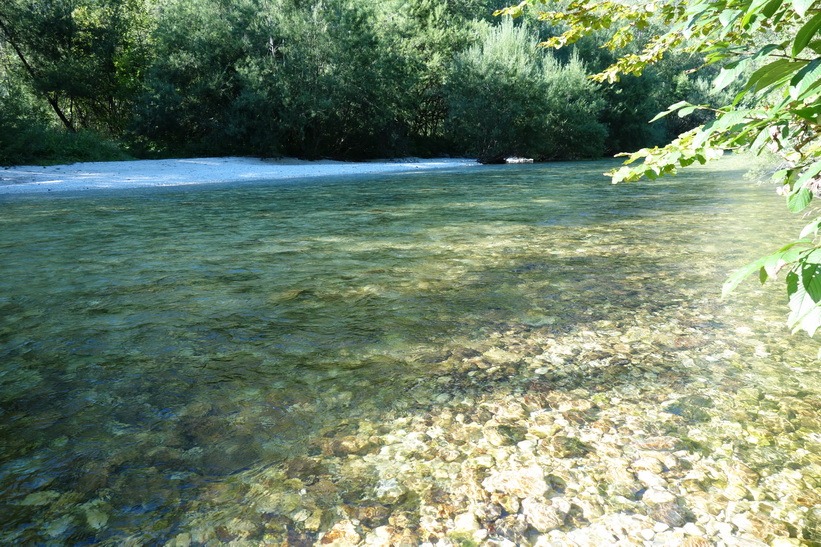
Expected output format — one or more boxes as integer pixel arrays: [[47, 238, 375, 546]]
[[1, 158, 819, 544]]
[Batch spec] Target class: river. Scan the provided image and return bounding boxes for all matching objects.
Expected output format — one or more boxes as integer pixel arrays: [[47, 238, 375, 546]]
[[1, 158, 819, 545]]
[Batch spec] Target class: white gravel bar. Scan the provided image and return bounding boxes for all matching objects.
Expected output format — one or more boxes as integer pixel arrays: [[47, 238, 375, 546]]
[[0, 156, 478, 194]]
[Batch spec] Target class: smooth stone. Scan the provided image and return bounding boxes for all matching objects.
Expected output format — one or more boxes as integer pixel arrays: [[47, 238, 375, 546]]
[[639, 528, 655, 540], [548, 435, 591, 458], [374, 478, 407, 505], [482, 465, 549, 499], [484, 425, 526, 447], [453, 512, 480, 533], [649, 501, 688, 528], [682, 522, 704, 535], [522, 497, 566, 533], [528, 423, 561, 438], [305, 510, 323, 532], [490, 492, 520, 514], [724, 484, 749, 501], [320, 519, 361, 546], [492, 514, 530, 544], [642, 486, 676, 505], [637, 470, 667, 488], [349, 505, 391, 527], [474, 502, 503, 523], [769, 539, 804, 546], [632, 457, 665, 474]]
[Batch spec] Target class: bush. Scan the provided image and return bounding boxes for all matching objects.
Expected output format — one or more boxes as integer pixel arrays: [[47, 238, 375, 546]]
[[444, 19, 606, 162], [0, 97, 130, 166]]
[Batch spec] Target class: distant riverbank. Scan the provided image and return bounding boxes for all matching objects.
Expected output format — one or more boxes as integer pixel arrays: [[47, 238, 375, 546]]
[[0, 156, 478, 194]]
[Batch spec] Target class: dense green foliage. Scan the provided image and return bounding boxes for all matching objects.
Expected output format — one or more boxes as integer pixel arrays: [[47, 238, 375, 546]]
[[1, 0, 717, 164], [445, 19, 605, 161], [498, 0, 821, 338]]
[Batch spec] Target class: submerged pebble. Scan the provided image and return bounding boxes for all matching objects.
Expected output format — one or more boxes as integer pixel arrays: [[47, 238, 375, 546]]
[[3, 160, 820, 545]]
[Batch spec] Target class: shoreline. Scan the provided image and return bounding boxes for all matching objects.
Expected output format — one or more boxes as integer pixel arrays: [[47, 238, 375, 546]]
[[0, 156, 479, 195]]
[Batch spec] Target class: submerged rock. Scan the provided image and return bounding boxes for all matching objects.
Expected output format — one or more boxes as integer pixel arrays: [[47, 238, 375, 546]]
[[320, 519, 361, 546], [374, 478, 408, 505], [491, 514, 530, 544], [545, 436, 591, 458], [664, 395, 714, 423], [482, 465, 549, 499], [648, 501, 688, 527], [522, 497, 566, 532]]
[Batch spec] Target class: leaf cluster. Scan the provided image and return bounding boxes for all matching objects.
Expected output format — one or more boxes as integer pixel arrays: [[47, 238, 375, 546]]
[[502, 0, 821, 337]]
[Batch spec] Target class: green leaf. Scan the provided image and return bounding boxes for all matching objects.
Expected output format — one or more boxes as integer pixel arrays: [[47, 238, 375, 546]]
[[649, 100, 690, 122], [770, 244, 808, 278], [723, 257, 770, 297], [753, 43, 788, 60], [793, 12, 821, 58], [800, 217, 821, 238], [694, 110, 748, 147], [718, 8, 743, 26], [788, 187, 813, 212], [762, 0, 785, 18], [750, 125, 771, 153], [722, 241, 810, 297], [790, 58, 821, 99], [792, 0, 816, 18], [742, 0, 776, 26], [793, 105, 821, 122], [787, 255, 821, 335], [743, 59, 807, 96], [794, 160, 821, 191], [714, 58, 749, 91]]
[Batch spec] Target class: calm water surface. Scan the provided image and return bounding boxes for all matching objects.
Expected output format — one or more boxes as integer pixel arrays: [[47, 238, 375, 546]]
[[0, 158, 818, 544]]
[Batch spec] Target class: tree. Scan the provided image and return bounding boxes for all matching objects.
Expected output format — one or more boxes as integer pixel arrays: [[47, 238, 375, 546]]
[[444, 18, 605, 162], [0, 0, 153, 135], [498, 0, 821, 338]]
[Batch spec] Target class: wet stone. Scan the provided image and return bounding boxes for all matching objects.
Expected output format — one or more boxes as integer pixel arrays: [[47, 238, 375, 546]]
[[453, 512, 480, 533], [664, 395, 714, 423], [345, 504, 391, 527], [725, 460, 759, 487], [637, 470, 666, 488], [484, 424, 526, 446], [546, 436, 591, 458], [214, 518, 262, 541], [648, 501, 688, 528], [522, 497, 566, 533], [308, 479, 339, 498], [374, 478, 408, 505], [632, 457, 665, 474], [317, 436, 378, 457], [723, 484, 749, 501], [482, 465, 549, 499], [680, 537, 712, 547], [806, 506, 821, 540], [287, 456, 329, 479], [491, 514, 530, 545], [320, 519, 361, 546], [635, 436, 683, 450], [490, 491, 521, 514], [474, 502, 503, 523]]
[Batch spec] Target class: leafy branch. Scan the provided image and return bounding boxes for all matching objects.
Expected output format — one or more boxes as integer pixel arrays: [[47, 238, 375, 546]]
[[501, 0, 821, 337]]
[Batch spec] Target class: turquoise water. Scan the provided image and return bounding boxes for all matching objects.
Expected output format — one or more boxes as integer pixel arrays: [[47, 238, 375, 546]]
[[1, 159, 819, 544]]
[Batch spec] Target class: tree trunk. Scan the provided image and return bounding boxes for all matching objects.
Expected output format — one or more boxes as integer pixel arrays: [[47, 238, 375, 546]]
[[0, 15, 77, 132]]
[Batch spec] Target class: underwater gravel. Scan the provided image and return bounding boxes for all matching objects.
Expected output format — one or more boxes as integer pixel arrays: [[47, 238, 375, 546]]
[[142, 300, 821, 546]]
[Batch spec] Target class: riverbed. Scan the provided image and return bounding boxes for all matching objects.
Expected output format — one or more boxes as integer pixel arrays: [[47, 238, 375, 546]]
[[1, 158, 819, 545]]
